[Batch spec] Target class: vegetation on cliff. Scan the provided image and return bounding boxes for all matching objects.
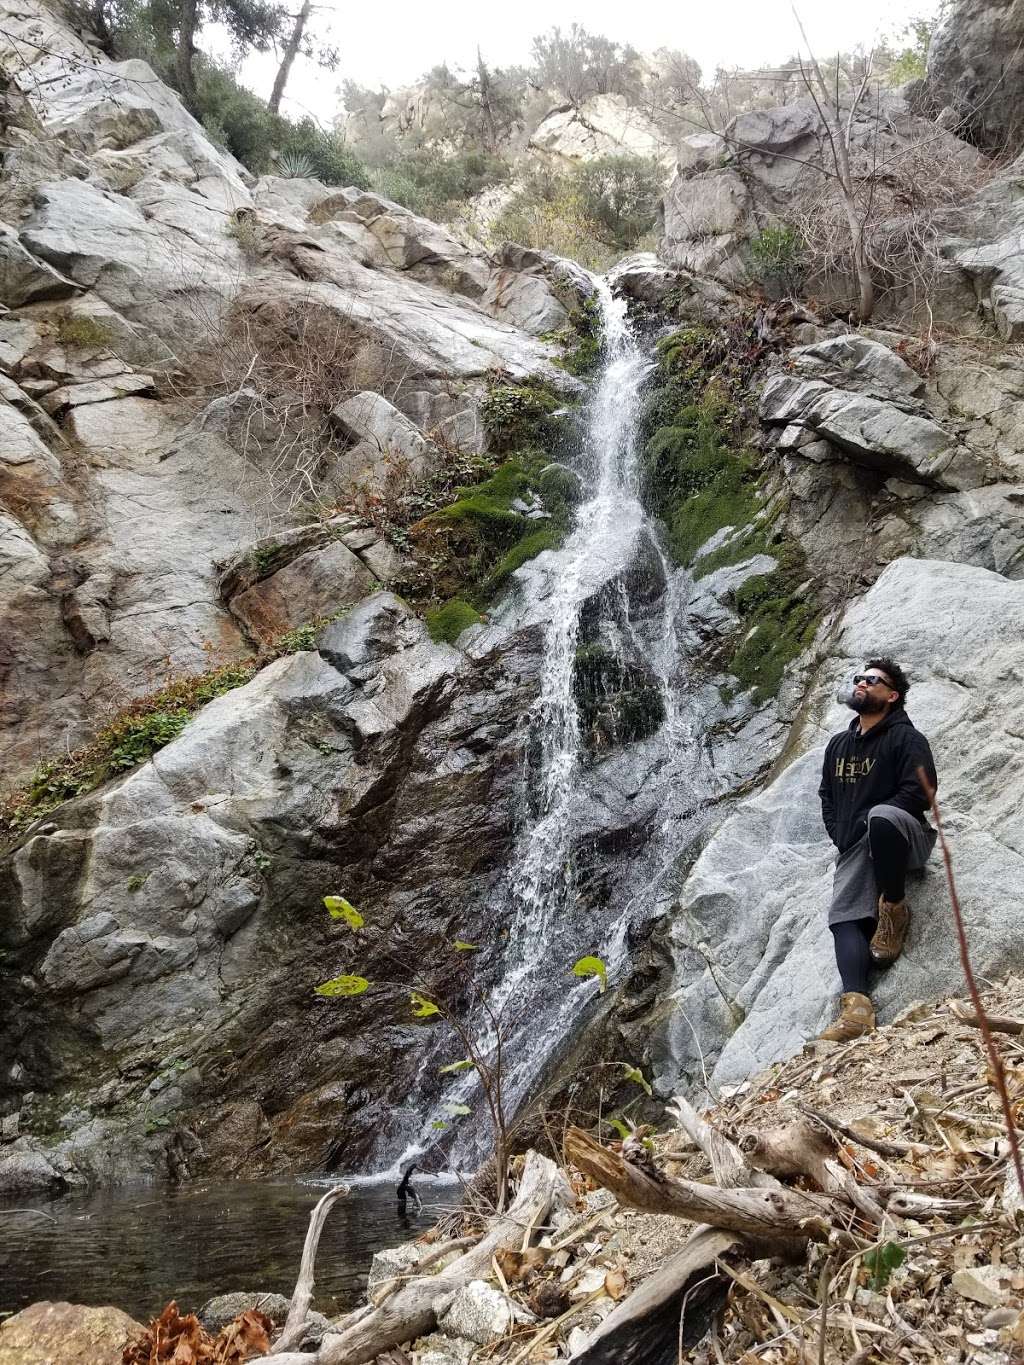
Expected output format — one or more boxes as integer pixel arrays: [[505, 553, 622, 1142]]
[[641, 319, 821, 702]]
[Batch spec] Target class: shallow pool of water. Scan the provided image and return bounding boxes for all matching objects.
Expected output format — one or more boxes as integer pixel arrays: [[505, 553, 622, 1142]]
[[0, 1177, 458, 1322]]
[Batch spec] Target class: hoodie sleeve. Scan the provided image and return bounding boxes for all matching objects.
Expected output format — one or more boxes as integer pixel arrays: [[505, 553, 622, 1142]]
[[888, 728, 937, 818], [819, 740, 839, 846]]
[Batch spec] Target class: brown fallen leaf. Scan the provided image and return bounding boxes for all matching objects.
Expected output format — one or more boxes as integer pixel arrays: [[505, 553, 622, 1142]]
[[604, 1267, 627, 1301], [213, 1310, 272, 1364]]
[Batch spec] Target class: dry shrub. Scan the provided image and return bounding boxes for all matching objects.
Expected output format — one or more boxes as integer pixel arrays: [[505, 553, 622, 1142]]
[[170, 296, 373, 526], [789, 136, 997, 316]]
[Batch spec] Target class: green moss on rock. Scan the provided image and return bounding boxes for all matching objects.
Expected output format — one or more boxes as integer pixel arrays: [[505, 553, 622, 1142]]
[[426, 599, 485, 645], [480, 382, 567, 455], [640, 319, 821, 705]]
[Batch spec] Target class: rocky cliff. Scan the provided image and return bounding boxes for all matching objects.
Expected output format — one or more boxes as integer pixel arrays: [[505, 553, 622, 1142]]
[[4, 0, 1024, 1201]]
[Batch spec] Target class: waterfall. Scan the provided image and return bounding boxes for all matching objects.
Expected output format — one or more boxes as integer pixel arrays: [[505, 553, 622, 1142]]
[[368, 278, 710, 1180]]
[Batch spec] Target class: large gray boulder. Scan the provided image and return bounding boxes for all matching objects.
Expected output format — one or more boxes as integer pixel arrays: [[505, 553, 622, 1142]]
[[652, 557, 1024, 1093], [918, 0, 1024, 154]]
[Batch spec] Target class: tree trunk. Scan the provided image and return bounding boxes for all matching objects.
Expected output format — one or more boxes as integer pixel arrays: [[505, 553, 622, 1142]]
[[269, 0, 311, 116], [175, 0, 200, 112]]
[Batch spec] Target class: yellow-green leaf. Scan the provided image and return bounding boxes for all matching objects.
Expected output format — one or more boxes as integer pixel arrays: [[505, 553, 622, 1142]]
[[606, 1117, 631, 1140], [315, 974, 370, 998], [621, 1063, 653, 1096], [431, 1119, 447, 1130], [438, 1059, 476, 1074], [572, 955, 607, 992], [323, 895, 364, 929], [444, 1103, 471, 1117], [453, 939, 478, 951], [410, 991, 440, 1019]]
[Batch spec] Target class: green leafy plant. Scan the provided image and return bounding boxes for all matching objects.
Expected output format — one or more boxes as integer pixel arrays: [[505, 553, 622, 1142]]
[[750, 224, 806, 298], [324, 895, 364, 928], [276, 148, 317, 179], [572, 955, 608, 993], [863, 1241, 907, 1289], [314, 974, 371, 997], [54, 314, 114, 349]]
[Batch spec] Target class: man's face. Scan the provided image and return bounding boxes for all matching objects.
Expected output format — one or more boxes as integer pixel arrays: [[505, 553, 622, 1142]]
[[847, 666, 899, 714]]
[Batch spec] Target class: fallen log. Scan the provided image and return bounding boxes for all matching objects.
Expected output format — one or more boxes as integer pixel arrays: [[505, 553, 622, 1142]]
[[567, 1227, 740, 1364], [669, 1095, 779, 1190], [563, 1127, 837, 1251], [257, 1150, 569, 1365]]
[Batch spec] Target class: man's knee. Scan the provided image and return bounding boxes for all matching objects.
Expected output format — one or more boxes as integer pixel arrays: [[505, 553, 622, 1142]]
[[867, 804, 905, 825]]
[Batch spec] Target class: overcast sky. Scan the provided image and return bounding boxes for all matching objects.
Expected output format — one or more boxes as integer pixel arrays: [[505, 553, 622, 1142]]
[[226, 0, 942, 126]]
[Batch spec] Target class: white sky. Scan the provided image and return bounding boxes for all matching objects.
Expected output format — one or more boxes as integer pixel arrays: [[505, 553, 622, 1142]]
[[225, 0, 942, 127]]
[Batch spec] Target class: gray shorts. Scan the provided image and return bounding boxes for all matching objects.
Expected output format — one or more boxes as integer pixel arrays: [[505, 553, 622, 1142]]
[[829, 803, 937, 926]]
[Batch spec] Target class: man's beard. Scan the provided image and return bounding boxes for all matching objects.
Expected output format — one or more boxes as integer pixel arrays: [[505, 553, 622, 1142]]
[[846, 692, 886, 714]]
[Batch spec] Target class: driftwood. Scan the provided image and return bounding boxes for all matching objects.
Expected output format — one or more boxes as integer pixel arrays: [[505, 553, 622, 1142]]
[[563, 1127, 837, 1251], [669, 1096, 779, 1190], [739, 1117, 887, 1224], [567, 1227, 740, 1364], [258, 1150, 569, 1365], [271, 1184, 349, 1354], [949, 1000, 1024, 1035], [799, 1105, 929, 1158]]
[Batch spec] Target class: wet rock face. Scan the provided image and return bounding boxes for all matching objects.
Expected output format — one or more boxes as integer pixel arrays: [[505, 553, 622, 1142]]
[[0, 595, 545, 1181]]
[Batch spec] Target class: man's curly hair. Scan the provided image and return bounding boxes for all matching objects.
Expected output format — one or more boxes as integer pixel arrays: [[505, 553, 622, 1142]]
[[865, 656, 910, 708]]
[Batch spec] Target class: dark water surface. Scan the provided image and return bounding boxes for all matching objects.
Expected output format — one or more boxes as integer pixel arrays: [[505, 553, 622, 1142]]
[[0, 1178, 458, 1322]]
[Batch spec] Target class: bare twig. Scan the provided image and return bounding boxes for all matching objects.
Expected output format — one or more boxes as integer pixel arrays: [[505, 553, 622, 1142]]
[[919, 767, 1024, 1203]]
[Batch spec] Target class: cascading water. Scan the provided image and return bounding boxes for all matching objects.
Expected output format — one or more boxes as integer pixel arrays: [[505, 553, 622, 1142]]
[[371, 277, 713, 1179]]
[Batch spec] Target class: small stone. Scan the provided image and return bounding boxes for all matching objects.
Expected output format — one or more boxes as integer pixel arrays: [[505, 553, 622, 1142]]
[[952, 1265, 1012, 1308], [366, 1240, 424, 1291], [437, 1280, 533, 1345], [412, 1333, 477, 1365], [983, 1306, 1020, 1329], [197, 1291, 290, 1333]]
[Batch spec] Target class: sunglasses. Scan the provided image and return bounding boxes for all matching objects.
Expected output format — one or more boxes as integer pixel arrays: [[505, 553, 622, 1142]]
[[852, 673, 894, 689]]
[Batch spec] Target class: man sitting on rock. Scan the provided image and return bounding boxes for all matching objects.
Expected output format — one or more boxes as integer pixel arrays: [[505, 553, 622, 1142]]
[[817, 657, 937, 1042]]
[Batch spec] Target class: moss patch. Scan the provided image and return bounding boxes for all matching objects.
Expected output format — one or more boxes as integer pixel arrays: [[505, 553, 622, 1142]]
[[549, 296, 603, 378], [640, 317, 820, 704], [728, 544, 819, 703], [426, 599, 484, 645], [480, 382, 568, 455], [0, 619, 344, 842], [53, 313, 114, 350]]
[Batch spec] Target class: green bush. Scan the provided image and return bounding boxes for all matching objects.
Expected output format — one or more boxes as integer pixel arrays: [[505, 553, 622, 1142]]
[[371, 148, 510, 221], [480, 383, 566, 455], [750, 225, 806, 298], [575, 155, 663, 250]]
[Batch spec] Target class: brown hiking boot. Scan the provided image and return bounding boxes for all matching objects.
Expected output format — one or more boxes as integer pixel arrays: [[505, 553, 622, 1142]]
[[818, 992, 875, 1042], [871, 896, 910, 966]]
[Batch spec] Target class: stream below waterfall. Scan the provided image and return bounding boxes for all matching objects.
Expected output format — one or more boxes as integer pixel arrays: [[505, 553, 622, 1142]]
[[373, 276, 718, 1177], [0, 1179, 458, 1321]]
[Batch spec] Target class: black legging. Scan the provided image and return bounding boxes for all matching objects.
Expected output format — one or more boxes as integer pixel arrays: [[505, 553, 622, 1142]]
[[830, 813, 911, 993], [868, 812, 910, 903], [831, 918, 874, 993]]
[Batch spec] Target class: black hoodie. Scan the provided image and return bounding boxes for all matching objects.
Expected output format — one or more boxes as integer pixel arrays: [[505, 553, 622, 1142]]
[[819, 709, 937, 854]]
